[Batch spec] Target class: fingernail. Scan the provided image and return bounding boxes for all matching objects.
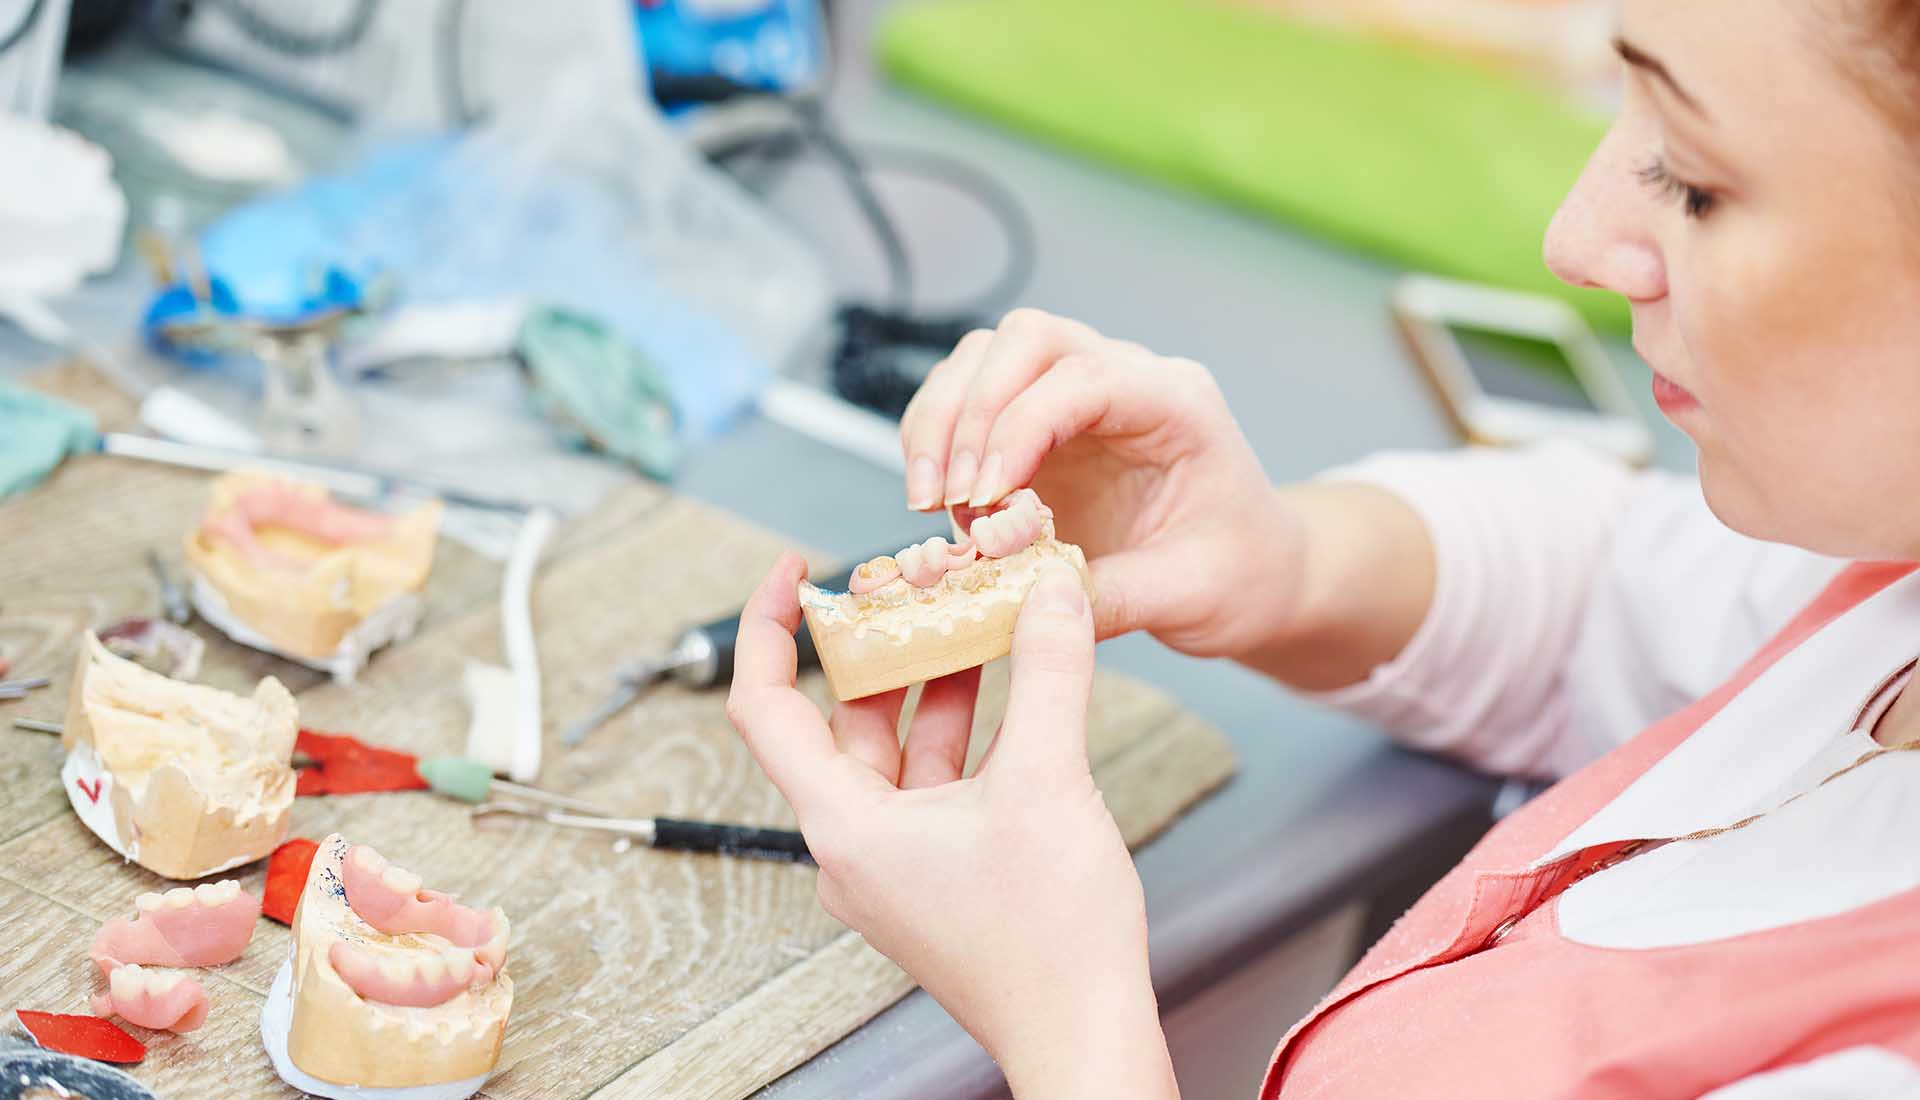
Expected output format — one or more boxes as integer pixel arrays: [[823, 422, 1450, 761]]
[[967, 454, 1004, 508], [907, 456, 939, 510], [944, 452, 978, 506], [1031, 564, 1086, 616]]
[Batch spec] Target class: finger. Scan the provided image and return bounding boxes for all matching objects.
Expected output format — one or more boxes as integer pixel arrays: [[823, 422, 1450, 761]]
[[982, 563, 1097, 782], [946, 309, 1106, 508], [974, 354, 1190, 515], [830, 689, 907, 785], [900, 329, 993, 512], [725, 554, 874, 816], [899, 666, 982, 788]]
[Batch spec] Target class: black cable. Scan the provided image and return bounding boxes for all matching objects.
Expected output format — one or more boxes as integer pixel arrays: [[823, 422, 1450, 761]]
[[698, 89, 1039, 418], [0, 0, 47, 56], [793, 103, 915, 312], [201, 0, 380, 58]]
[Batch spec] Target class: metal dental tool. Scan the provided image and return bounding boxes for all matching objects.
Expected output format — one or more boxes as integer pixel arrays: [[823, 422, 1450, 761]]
[[561, 559, 868, 747], [471, 801, 813, 863]]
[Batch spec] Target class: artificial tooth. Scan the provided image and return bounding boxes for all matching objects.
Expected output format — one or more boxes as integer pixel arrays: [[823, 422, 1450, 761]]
[[377, 955, 414, 982], [381, 866, 423, 894], [135, 892, 164, 912], [164, 888, 194, 908], [111, 965, 143, 994], [353, 845, 388, 872], [440, 948, 473, 980], [148, 970, 183, 994]]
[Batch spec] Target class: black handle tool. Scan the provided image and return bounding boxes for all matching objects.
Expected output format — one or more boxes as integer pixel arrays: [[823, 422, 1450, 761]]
[[562, 561, 860, 746]]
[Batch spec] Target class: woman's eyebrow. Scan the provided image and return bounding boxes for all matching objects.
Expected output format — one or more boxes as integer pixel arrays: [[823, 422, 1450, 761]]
[[1613, 36, 1710, 118]]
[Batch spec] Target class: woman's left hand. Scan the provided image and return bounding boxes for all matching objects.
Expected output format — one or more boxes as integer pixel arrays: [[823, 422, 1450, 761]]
[[725, 554, 1179, 1100]]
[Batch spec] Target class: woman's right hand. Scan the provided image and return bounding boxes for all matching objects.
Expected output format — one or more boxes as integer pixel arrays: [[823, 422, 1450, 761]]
[[901, 308, 1293, 659]]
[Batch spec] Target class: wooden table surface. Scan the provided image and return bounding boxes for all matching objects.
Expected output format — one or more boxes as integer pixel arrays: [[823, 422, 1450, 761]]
[[0, 363, 1238, 1100]]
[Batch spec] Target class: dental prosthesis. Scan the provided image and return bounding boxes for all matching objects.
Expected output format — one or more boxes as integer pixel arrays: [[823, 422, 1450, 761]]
[[63, 633, 297, 879], [183, 474, 443, 684], [798, 489, 1093, 701], [261, 834, 513, 1100], [87, 881, 261, 1033]]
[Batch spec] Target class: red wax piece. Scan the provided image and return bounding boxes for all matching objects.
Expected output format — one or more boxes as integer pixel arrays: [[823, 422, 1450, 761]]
[[263, 837, 321, 926], [0, 655, 11, 679], [295, 728, 428, 796], [15, 1010, 146, 1063]]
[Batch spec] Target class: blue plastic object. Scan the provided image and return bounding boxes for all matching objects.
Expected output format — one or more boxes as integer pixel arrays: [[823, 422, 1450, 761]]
[[634, 0, 827, 95]]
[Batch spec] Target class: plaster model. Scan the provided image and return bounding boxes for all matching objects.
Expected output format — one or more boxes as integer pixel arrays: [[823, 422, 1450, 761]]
[[799, 490, 1093, 701], [261, 834, 512, 1100], [63, 634, 297, 880], [183, 474, 442, 684]]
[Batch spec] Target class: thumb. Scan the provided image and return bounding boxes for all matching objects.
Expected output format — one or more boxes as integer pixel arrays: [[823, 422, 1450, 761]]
[[988, 562, 1096, 780]]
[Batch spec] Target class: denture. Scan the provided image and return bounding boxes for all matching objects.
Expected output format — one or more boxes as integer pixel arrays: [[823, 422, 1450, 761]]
[[89, 964, 210, 1033], [340, 845, 509, 979], [62, 633, 297, 880], [90, 881, 260, 975], [262, 833, 513, 1098], [966, 489, 1051, 559], [328, 943, 480, 1008], [183, 473, 442, 684], [799, 489, 1092, 701]]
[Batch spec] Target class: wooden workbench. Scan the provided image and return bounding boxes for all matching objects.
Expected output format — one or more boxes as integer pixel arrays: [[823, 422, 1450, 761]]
[[0, 363, 1237, 1100]]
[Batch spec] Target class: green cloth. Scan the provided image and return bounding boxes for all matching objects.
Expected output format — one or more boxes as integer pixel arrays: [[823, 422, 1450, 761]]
[[0, 382, 99, 499], [877, 0, 1628, 331], [516, 307, 681, 480]]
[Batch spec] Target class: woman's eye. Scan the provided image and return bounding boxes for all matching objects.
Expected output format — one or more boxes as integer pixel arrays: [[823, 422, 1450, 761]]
[[1637, 157, 1718, 219]]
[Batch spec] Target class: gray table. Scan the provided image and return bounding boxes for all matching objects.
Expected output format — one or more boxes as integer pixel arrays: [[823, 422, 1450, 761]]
[[0, 5, 1690, 1095]]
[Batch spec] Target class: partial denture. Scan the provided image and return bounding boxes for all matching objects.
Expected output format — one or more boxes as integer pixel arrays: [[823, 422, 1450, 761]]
[[895, 537, 980, 588], [967, 488, 1051, 559], [329, 943, 479, 1008], [202, 482, 396, 573], [847, 555, 903, 596], [90, 963, 210, 1032], [91, 880, 260, 976], [341, 845, 510, 980]]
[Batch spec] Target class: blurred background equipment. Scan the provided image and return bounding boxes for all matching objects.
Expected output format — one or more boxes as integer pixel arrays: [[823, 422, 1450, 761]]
[[0, 0, 69, 116], [1391, 274, 1652, 464], [138, 0, 641, 127], [1249, 0, 1619, 105], [879, 0, 1627, 332]]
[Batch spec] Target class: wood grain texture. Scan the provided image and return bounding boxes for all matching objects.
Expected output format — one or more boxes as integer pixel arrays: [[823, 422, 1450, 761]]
[[0, 364, 1237, 1100]]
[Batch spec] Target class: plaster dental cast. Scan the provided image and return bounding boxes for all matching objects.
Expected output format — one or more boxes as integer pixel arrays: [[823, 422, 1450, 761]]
[[184, 473, 442, 684], [261, 835, 513, 1100], [725, 2, 1920, 1096], [63, 632, 297, 880]]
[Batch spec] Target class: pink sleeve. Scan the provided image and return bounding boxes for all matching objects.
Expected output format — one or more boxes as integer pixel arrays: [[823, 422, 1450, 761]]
[[1299, 442, 1648, 778]]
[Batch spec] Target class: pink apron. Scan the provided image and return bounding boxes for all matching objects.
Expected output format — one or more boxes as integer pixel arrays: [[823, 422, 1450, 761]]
[[1262, 561, 1920, 1099]]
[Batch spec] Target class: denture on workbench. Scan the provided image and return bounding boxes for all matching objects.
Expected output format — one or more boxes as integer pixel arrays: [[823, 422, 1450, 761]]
[[328, 942, 482, 1008], [88, 964, 210, 1033], [341, 845, 510, 980], [200, 480, 397, 573], [90, 881, 260, 976]]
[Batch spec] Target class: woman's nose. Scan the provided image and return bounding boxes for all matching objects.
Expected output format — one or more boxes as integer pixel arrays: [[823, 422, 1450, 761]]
[[1544, 127, 1668, 304]]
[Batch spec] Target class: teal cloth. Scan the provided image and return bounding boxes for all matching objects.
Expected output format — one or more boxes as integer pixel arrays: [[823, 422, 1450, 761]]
[[877, 0, 1628, 331], [516, 308, 682, 480], [0, 382, 100, 499]]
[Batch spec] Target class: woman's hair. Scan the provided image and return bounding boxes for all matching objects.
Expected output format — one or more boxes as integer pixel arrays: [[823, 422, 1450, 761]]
[[1856, 1, 1920, 123]]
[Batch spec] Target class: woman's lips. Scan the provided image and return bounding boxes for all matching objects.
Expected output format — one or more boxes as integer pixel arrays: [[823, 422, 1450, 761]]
[[1651, 372, 1701, 416]]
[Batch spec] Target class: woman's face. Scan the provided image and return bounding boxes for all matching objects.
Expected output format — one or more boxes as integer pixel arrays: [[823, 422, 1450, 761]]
[[1545, 0, 1920, 559]]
